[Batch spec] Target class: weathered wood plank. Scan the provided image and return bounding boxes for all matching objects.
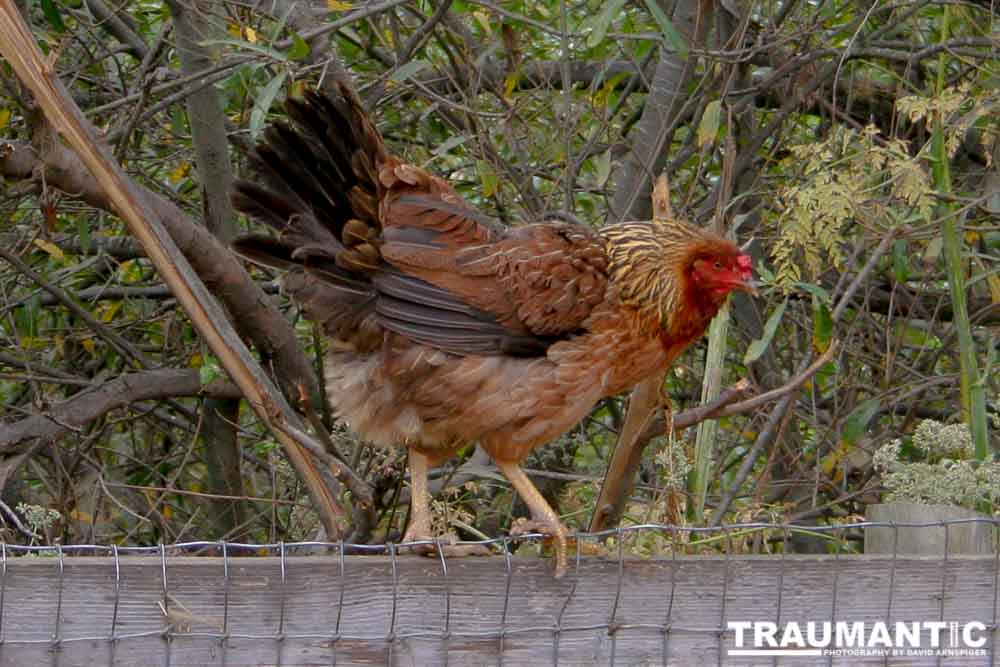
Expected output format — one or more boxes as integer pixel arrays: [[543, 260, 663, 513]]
[[865, 504, 995, 555], [0, 554, 994, 666]]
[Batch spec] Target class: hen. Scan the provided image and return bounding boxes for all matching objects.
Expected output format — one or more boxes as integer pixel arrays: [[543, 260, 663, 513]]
[[232, 84, 755, 577]]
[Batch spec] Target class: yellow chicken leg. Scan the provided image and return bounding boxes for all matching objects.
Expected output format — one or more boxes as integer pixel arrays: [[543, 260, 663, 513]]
[[401, 448, 433, 544], [401, 449, 491, 557], [497, 461, 569, 578]]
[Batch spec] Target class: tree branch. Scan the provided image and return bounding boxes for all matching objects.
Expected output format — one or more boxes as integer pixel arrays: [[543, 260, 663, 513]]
[[0, 5, 365, 539], [0, 369, 241, 451]]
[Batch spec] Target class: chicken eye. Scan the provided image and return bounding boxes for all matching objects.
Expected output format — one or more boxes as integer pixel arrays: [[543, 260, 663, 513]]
[[713, 261, 722, 269]]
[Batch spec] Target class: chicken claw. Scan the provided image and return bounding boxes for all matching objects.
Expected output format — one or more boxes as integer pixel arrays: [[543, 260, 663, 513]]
[[509, 516, 569, 578], [399, 531, 494, 558]]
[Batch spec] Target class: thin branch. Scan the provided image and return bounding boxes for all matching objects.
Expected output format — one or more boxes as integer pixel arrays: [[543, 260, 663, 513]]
[[103, 482, 308, 507], [83, 0, 150, 60], [0, 369, 242, 452]]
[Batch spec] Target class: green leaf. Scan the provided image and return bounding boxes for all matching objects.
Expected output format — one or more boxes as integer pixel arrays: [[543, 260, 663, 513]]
[[477, 160, 498, 198], [756, 262, 776, 284], [40, 0, 66, 33], [201, 38, 288, 62], [743, 298, 787, 364], [249, 71, 287, 140], [793, 282, 831, 303], [892, 239, 909, 283], [642, 0, 688, 56], [697, 100, 721, 148], [288, 33, 311, 61], [269, 2, 296, 41], [594, 148, 612, 187], [431, 134, 468, 156], [76, 216, 91, 255], [18, 294, 40, 339], [587, 0, 626, 48], [841, 398, 880, 445], [389, 59, 428, 84], [199, 355, 223, 386], [812, 296, 833, 353]]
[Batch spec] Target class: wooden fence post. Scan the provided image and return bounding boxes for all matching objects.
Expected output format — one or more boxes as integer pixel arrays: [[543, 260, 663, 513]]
[[865, 503, 995, 555]]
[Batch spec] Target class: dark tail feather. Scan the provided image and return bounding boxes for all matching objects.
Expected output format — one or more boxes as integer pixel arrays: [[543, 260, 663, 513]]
[[231, 82, 385, 275], [231, 234, 298, 270], [231, 83, 386, 341]]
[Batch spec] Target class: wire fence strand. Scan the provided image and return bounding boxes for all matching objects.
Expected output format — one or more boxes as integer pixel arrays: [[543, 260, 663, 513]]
[[0, 520, 994, 666]]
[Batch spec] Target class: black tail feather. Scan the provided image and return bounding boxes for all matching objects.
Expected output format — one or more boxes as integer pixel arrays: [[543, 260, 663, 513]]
[[231, 82, 383, 267], [231, 83, 385, 342]]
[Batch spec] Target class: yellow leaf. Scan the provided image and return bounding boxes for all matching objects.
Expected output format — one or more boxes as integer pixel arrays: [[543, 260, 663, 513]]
[[189, 353, 203, 368], [33, 238, 65, 261], [503, 72, 518, 101], [100, 300, 122, 323], [162, 505, 173, 520], [473, 10, 491, 35], [290, 79, 308, 99], [244, 26, 257, 43], [986, 274, 1000, 305], [81, 337, 96, 356], [0, 108, 10, 130], [697, 99, 722, 148], [169, 162, 191, 183], [327, 0, 352, 10], [227, 22, 241, 38], [591, 73, 627, 108]]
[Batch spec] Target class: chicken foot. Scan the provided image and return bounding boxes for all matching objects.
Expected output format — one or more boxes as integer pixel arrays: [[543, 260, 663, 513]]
[[401, 449, 491, 557], [497, 461, 569, 578]]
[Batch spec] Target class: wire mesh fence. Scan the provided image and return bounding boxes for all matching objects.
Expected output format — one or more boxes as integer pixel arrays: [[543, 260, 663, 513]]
[[0, 520, 996, 666]]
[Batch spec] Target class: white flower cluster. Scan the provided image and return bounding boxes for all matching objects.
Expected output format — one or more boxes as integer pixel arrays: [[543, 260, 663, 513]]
[[873, 420, 998, 510], [15, 502, 61, 533], [911, 419, 974, 459]]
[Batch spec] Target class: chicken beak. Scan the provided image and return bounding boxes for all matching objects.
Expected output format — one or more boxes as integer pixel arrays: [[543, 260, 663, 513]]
[[735, 279, 761, 296]]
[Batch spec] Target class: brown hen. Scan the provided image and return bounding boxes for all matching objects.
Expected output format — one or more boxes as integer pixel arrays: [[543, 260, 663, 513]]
[[232, 84, 755, 577]]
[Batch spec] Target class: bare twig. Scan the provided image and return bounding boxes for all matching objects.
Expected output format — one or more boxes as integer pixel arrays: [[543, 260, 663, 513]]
[[103, 482, 308, 507]]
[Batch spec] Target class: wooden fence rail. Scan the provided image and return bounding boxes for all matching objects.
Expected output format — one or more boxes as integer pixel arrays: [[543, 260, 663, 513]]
[[0, 551, 996, 666]]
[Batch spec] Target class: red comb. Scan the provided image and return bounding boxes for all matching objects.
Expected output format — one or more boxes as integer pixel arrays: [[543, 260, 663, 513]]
[[737, 255, 752, 270]]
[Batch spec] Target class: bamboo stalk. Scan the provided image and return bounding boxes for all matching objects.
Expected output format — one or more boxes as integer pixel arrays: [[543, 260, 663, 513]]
[[932, 6, 989, 459], [687, 300, 730, 522]]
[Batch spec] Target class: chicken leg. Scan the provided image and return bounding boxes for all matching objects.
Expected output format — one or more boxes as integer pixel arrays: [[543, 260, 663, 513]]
[[497, 461, 569, 578], [401, 449, 491, 557], [401, 448, 433, 545]]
